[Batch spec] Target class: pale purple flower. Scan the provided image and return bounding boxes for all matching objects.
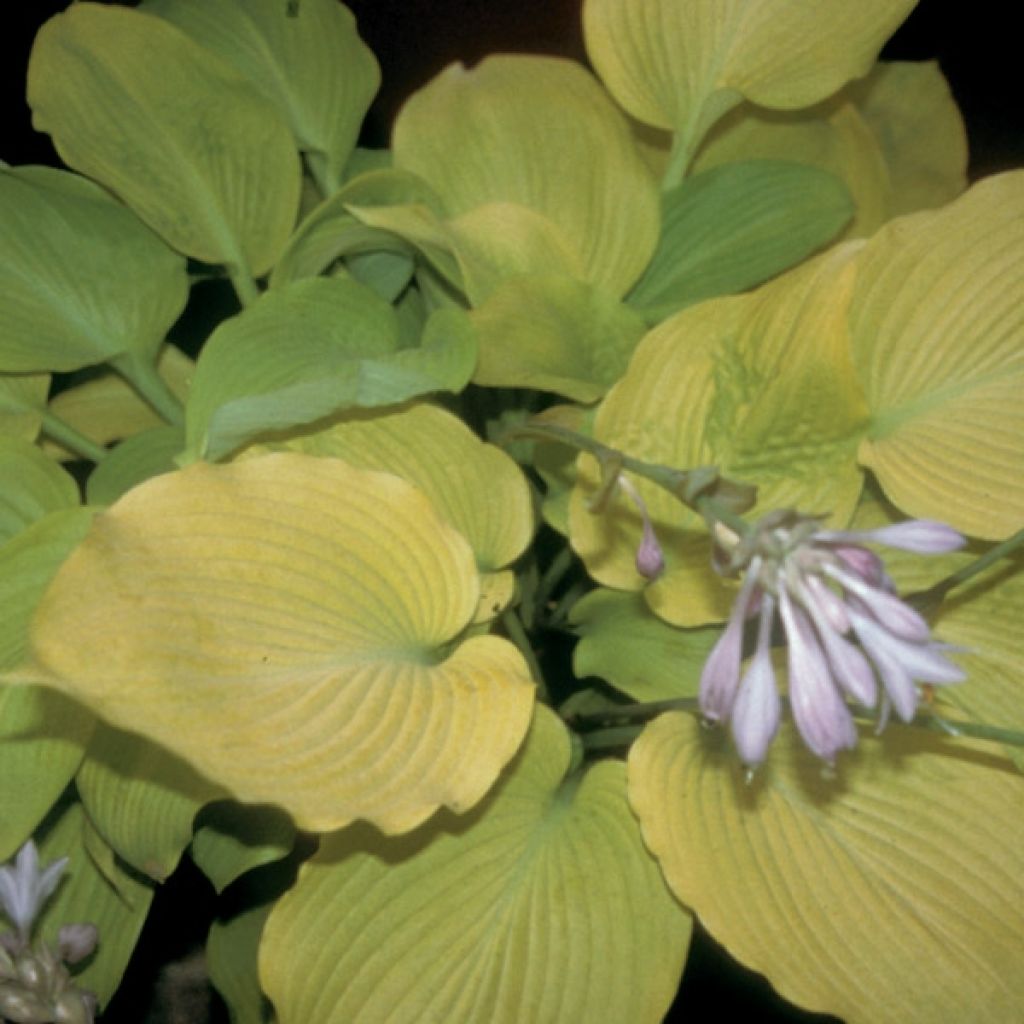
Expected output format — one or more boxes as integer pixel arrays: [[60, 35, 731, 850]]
[[0, 840, 67, 946], [699, 512, 967, 767]]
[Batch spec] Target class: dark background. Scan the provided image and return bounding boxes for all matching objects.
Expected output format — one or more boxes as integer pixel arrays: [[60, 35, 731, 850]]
[[6, 2, 1020, 1022]]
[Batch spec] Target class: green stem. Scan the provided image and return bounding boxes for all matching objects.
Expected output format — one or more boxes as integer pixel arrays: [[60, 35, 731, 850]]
[[581, 724, 644, 753], [226, 262, 260, 308], [661, 128, 694, 192], [40, 410, 108, 464], [504, 422, 755, 536], [111, 354, 184, 427], [910, 526, 1024, 610], [544, 580, 589, 629], [501, 608, 550, 704], [532, 546, 576, 624]]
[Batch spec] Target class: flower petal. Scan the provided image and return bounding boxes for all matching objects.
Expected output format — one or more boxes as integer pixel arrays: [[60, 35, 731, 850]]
[[849, 609, 966, 687], [818, 520, 966, 554], [824, 563, 931, 642], [730, 594, 780, 766]]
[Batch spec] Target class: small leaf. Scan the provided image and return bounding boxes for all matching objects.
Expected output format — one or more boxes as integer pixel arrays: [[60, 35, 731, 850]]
[[142, 0, 379, 196], [471, 275, 647, 401], [42, 345, 193, 462], [36, 802, 156, 1008], [393, 54, 659, 296], [0, 373, 50, 442], [571, 589, 720, 702], [185, 278, 475, 462], [191, 802, 295, 894], [628, 713, 1024, 1022], [0, 438, 80, 546], [28, 3, 301, 275], [584, 0, 916, 163], [281, 401, 533, 574], [0, 166, 188, 373], [627, 160, 853, 320], [28, 454, 535, 833], [85, 426, 183, 506], [208, 903, 275, 1024], [259, 707, 691, 1024], [849, 171, 1024, 538], [76, 723, 223, 882]]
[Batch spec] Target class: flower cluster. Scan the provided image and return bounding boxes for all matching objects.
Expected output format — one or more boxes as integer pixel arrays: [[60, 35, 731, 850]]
[[1, 841, 98, 1024], [699, 512, 967, 767]]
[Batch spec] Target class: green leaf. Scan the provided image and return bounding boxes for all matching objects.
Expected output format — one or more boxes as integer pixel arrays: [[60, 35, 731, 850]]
[[85, 425, 183, 506], [0, 438, 80, 546], [0, 166, 188, 374], [260, 707, 690, 1024], [628, 713, 1024, 1022], [141, 0, 379, 197], [849, 171, 1024, 539], [76, 723, 223, 882], [208, 903, 275, 1024], [28, 3, 301, 276], [0, 508, 96, 860], [185, 277, 476, 462], [271, 169, 445, 289], [36, 801, 156, 1009], [27, 454, 535, 833], [627, 160, 853, 320], [191, 802, 295, 894], [571, 589, 720, 702], [583, 0, 917, 175], [0, 373, 50, 442], [693, 62, 968, 239], [470, 275, 647, 401], [393, 55, 660, 296]]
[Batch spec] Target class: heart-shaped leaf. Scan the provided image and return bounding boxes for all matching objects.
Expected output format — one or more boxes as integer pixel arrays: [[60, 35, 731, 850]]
[[27, 453, 535, 833], [260, 707, 691, 1024]]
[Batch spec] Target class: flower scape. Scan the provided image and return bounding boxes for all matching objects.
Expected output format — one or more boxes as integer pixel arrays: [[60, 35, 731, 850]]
[[1, 1, 1023, 1022]]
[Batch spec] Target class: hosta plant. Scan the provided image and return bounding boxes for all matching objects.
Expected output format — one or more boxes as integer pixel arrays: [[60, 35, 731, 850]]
[[2, 1, 1023, 1022]]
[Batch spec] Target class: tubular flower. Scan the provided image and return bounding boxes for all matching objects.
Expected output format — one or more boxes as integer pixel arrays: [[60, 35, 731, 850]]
[[699, 511, 967, 767]]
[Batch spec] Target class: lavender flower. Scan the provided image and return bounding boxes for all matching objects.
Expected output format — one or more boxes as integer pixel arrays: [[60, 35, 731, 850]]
[[699, 512, 966, 767], [617, 475, 666, 580], [0, 841, 67, 948]]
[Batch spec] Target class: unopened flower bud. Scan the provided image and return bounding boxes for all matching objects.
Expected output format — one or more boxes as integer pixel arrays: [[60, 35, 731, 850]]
[[57, 923, 99, 966], [53, 988, 97, 1024], [616, 475, 665, 580], [0, 982, 50, 1023]]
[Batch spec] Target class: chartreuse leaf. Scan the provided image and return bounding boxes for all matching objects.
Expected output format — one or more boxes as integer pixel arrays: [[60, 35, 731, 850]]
[[470, 275, 647, 401], [570, 245, 869, 626], [75, 723, 224, 883], [571, 589, 720, 702], [85, 426, 184, 506], [260, 706, 690, 1024], [25, 453, 535, 833], [583, 0, 916, 177], [0, 373, 49, 442], [693, 62, 968, 238], [393, 55, 659, 296], [626, 161, 853, 321], [0, 509, 96, 860], [141, 0, 379, 197], [185, 277, 475, 462], [0, 438, 80, 545], [191, 802, 295, 894], [28, 3, 301, 276], [0, 166, 188, 373], [848, 496, 1024, 771], [209, 903, 275, 1024], [44, 345, 193, 461], [282, 402, 533, 576], [628, 714, 1024, 1022], [849, 172, 1024, 539], [36, 801, 155, 1009]]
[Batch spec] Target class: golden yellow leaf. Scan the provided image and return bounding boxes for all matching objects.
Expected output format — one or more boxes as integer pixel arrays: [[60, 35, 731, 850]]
[[28, 453, 535, 833]]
